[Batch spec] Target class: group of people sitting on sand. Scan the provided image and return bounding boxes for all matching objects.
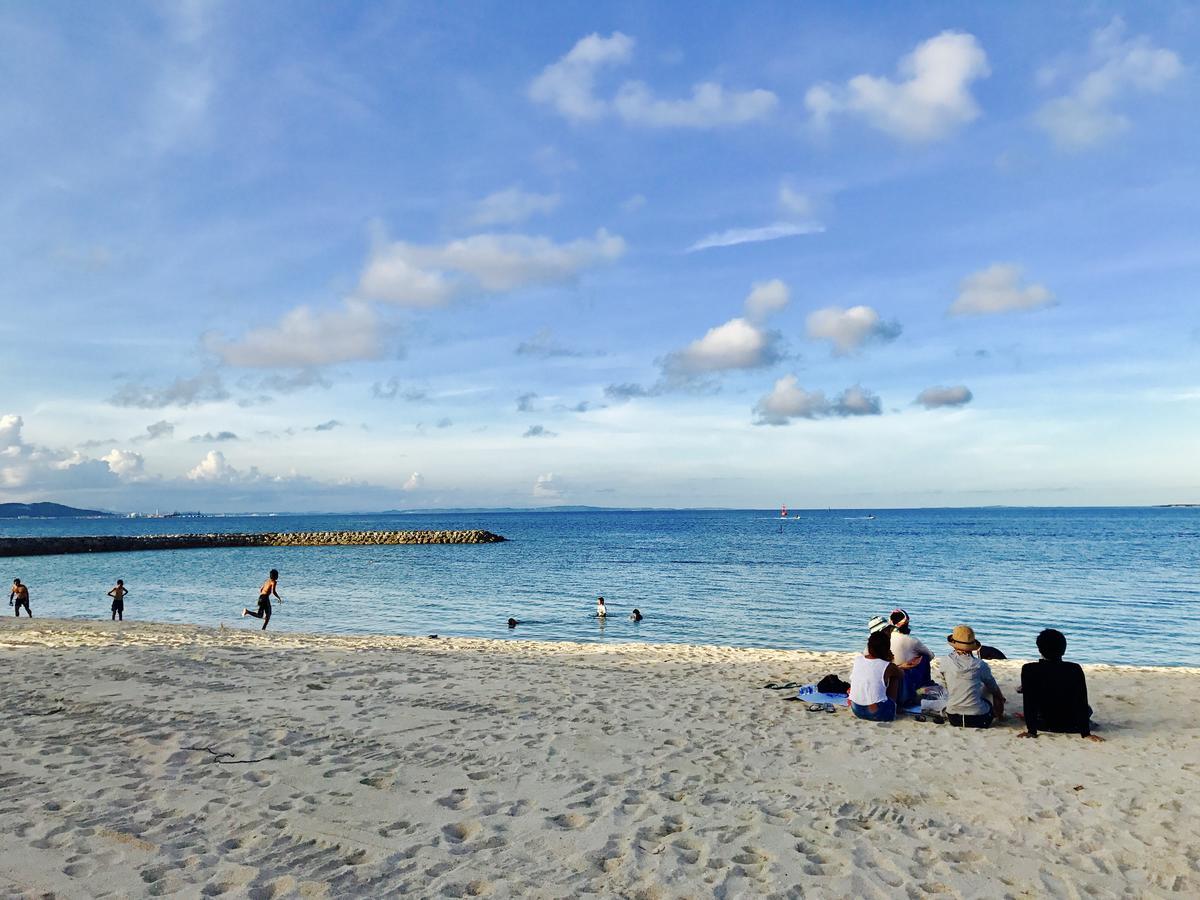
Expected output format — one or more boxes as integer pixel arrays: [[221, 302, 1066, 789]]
[[848, 609, 1101, 740]]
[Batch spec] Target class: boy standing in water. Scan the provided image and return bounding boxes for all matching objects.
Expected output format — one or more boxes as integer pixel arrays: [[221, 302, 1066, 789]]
[[107, 579, 128, 621], [242, 569, 281, 630], [10, 579, 31, 617]]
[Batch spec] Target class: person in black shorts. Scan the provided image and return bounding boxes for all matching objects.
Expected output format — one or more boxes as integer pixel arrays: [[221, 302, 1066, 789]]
[[107, 579, 129, 621], [242, 569, 281, 630], [10, 578, 31, 617]]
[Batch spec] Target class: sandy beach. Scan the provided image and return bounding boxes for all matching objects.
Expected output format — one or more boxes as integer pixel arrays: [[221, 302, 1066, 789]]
[[1, 619, 1197, 899]]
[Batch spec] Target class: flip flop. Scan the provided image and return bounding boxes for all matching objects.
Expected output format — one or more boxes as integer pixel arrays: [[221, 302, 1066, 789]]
[[806, 703, 826, 712], [763, 682, 802, 690]]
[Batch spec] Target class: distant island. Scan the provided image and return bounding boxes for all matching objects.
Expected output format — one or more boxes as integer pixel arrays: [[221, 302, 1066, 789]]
[[1156, 503, 1200, 508], [0, 502, 114, 519]]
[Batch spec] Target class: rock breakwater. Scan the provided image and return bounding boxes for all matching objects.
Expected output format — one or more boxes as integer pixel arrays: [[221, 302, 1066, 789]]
[[0, 530, 507, 557]]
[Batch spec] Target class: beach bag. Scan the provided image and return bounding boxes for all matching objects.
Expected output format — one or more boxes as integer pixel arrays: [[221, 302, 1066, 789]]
[[816, 674, 850, 695]]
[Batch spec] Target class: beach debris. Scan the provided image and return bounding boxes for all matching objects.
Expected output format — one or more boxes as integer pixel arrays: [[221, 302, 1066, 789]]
[[182, 745, 276, 765]]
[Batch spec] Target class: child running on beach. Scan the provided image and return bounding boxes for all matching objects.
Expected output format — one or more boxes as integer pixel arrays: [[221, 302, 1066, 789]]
[[9, 578, 31, 617], [242, 569, 281, 630], [107, 579, 128, 621]]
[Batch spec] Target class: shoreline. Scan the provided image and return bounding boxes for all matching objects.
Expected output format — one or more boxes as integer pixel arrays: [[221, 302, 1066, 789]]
[[3, 618, 1198, 897], [3, 617, 1196, 673]]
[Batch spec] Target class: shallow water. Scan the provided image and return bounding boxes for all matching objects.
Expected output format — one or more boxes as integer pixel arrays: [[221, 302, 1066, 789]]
[[1, 507, 1197, 665]]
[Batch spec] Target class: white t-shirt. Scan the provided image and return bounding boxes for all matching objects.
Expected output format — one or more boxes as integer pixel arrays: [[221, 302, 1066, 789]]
[[849, 655, 892, 706], [890, 631, 933, 666]]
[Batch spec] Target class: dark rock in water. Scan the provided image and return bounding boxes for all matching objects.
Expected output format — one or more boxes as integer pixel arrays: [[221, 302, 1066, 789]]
[[0, 530, 508, 557]]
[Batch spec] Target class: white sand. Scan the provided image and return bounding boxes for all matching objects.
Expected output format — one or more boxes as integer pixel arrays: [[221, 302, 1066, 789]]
[[1, 619, 1197, 899]]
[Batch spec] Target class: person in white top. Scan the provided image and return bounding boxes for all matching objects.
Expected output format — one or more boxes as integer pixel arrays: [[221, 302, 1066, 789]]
[[889, 608, 935, 707], [849, 630, 902, 721], [596, 596, 607, 618]]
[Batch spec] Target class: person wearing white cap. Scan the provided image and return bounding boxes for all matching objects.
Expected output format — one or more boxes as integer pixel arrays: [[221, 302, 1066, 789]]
[[867, 615, 890, 634]]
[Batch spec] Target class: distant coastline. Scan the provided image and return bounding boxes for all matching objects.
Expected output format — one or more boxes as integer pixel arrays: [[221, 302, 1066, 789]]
[[0, 502, 114, 519]]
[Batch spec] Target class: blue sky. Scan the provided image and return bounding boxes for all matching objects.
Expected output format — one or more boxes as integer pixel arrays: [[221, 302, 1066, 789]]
[[2, 1, 1197, 512]]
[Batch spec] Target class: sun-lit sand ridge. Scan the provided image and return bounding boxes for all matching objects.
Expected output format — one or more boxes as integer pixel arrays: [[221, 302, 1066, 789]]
[[1, 619, 1197, 898]]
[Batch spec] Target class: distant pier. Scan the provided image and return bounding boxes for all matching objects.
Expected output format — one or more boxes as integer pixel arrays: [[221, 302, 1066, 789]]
[[0, 530, 508, 558]]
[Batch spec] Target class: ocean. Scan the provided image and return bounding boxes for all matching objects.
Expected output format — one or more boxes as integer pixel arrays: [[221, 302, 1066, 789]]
[[1, 507, 1196, 666]]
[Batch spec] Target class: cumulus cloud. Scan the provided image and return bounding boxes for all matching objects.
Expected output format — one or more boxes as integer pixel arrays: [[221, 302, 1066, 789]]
[[950, 264, 1054, 316], [470, 187, 560, 227], [805, 305, 901, 355], [687, 222, 823, 252], [402, 472, 425, 492], [189, 431, 239, 442], [0, 414, 139, 490], [1036, 20, 1182, 151], [916, 385, 974, 409], [663, 318, 782, 381], [516, 392, 539, 412], [806, 31, 989, 142], [530, 32, 774, 129], [100, 449, 146, 480], [110, 373, 230, 409], [187, 450, 247, 483], [523, 424, 556, 439], [533, 472, 563, 499], [528, 32, 635, 122], [753, 378, 882, 425], [206, 301, 385, 368], [359, 230, 625, 306]]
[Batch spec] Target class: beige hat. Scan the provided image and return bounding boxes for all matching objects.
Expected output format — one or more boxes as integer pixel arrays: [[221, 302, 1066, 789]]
[[947, 624, 981, 651]]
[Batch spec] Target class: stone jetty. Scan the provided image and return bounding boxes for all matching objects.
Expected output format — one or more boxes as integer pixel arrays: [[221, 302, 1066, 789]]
[[0, 530, 507, 558]]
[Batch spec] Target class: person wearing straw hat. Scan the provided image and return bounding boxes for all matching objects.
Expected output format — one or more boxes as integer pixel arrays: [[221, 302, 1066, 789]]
[[938, 624, 1006, 728]]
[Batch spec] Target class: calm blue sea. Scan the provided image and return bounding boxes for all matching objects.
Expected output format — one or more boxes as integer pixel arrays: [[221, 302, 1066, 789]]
[[1, 508, 1197, 666]]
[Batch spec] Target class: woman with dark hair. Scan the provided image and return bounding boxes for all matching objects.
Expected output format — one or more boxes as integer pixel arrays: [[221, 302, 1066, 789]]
[[888, 608, 934, 707], [849, 630, 902, 721], [1017, 629, 1102, 741]]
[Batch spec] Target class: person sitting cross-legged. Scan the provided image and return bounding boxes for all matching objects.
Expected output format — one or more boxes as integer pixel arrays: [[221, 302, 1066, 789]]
[[1017, 629, 1102, 742], [849, 630, 902, 722]]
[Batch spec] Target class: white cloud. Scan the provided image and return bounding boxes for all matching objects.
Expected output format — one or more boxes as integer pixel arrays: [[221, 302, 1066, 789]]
[[614, 80, 776, 128], [805, 305, 901, 355], [403, 472, 425, 492], [359, 230, 625, 306], [470, 187, 560, 227], [0, 414, 136, 490], [950, 264, 1054, 316], [206, 301, 385, 368], [621, 193, 647, 212], [744, 279, 790, 322], [752, 378, 882, 425], [834, 385, 883, 417], [523, 424, 556, 438], [531, 32, 774, 129], [187, 450, 246, 483], [528, 32, 634, 122], [1036, 20, 1182, 151], [533, 472, 563, 499], [753, 376, 829, 425], [663, 317, 782, 380], [687, 222, 823, 252], [100, 449, 146, 480], [516, 392, 539, 412], [916, 385, 974, 409], [806, 31, 990, 142]]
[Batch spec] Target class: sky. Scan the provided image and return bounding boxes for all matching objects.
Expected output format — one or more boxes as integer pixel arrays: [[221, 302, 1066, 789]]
[[1, 1, 1198, 512]]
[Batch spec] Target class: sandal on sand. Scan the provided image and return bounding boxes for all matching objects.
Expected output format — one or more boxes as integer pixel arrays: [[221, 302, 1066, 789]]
[[807, 703, 838, 713], [763, 682, 802, 690]]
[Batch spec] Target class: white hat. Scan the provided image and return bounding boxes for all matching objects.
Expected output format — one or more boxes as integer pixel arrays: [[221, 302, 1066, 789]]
[[868, 615, 890, 634]]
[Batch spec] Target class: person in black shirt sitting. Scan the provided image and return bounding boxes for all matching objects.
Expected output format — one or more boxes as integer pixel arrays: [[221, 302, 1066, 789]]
[[1017, 629, 1103, 742]]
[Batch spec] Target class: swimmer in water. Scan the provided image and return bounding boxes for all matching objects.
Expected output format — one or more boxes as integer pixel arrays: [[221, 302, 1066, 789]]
[[596, 596, 607, 618], [242, 569, 281, 630], [507, 617, 519, 628], [107, 579, 128, 621], [630, 608, 643, 622]]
